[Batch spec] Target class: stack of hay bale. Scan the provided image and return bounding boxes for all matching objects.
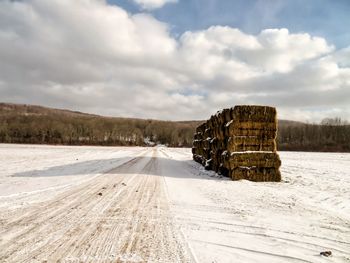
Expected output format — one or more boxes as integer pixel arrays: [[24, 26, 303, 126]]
[[192, 105, 281, 182]]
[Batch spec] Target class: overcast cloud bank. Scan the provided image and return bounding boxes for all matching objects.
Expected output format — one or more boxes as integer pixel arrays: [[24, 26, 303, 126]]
[[0, 0, 349, 121], [132, 0, 178, 10]]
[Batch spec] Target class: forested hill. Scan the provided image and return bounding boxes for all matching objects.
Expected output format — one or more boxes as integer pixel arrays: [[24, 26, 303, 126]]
[[1, 103, 350, 152], [0, 103, 201, 147]]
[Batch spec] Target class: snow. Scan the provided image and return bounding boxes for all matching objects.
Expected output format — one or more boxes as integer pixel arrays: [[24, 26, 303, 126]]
[[0, 144, 145, 207], [225, 120, 233, 127], [159, 148, 350, 263], [0, 144, 349, 262]]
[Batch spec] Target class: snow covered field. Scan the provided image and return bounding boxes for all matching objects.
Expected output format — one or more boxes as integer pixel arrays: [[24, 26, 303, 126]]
[[0, 144, 146, 207], [0, 144, 349, 262]]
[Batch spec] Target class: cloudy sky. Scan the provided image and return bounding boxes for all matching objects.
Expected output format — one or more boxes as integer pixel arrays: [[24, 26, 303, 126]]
[[1, 0, 350, 121]]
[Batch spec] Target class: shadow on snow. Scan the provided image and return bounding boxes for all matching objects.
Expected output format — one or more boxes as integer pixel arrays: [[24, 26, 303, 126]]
[[11, 156, 225, 181]]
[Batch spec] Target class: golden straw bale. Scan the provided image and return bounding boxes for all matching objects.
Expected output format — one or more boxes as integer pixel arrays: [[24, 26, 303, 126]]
[[232, 105, 277, 123], [227, 140, 274, 151], [228, 128, 277, 138], [230, 167, 281, 182], [228, 144, 276, 152], [193, 105, 281, 182], [231, 121, 277, 130], [228, 136, 275, 146], [228, 152, 281, 169]]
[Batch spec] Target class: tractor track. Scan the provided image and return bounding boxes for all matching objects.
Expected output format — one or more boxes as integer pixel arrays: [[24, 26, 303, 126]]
[[0, 149, 192, 263]]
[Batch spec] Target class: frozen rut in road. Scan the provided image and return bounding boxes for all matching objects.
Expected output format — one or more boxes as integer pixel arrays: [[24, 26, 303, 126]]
[[0, 144, 349, 262]]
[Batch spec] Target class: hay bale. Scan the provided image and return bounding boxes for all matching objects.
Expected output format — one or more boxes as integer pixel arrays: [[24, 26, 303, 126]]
[[228, 152, 281, 169], [192, 105, 281, 182], [229, 121, 277, 130], [226, 122, 277, 139], [232, 105, 277, 123], [228, 128, 277, 138], [228, 136, 275, 146], [231, 144, 277, 152], [227, 137, 277, 152], [211, 138, 227, 151], [203, 138, 211, 149], [196, 123, 207, 134], [204, 158, 212, 170], [204, 128, 212, 139], [230, 167, 281, 182], [223, 108, 232, 123]]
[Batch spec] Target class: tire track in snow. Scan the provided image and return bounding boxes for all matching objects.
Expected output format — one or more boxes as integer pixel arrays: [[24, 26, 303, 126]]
[[0, 148, 192, 263]]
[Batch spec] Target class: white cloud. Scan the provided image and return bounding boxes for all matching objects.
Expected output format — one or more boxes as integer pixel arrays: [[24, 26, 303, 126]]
[[0, 0, 349, 122], [131, 0, 177, 10]]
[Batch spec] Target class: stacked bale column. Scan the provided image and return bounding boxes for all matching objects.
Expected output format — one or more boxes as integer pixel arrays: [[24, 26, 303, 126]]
[[192, 123, 207, 165], [192, 105, 281, 182]]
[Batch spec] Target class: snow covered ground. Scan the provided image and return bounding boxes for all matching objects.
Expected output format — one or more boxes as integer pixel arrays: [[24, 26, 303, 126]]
[[0, 144, 349, 262], [162, 149, 350, 263], [0, 144, 146, 208]]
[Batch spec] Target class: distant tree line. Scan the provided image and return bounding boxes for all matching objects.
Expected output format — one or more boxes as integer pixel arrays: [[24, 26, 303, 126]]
[[1, 104, 349, 152], [277, 118, 350, 152], [0, 103, 200, 147]]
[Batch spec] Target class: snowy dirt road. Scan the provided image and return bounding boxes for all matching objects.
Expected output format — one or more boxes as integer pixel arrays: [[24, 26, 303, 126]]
[[0, 144, 349, 263], [0, 147, 192, 262]]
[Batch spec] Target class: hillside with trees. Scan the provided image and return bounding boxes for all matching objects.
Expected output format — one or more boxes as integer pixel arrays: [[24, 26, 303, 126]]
[[1, 103, 349, 152], [0, 103, 200, 147]]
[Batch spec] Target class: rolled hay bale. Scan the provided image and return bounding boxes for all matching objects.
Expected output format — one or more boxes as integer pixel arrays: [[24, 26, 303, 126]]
[[221, 150, 230, 168], [203, 148, 211, 160], [210, 141, 218, 152], [209, 115, 216, 126], [218, 163, 230, 177], [230, 167, 281, 182], [209, 150, 217, 169], [193, 154, 204, 164], [211, 127, 217, 138], [208, 137, 218, 150], [228, 152, 281, 170], [223, 108, 232, 123], [203, 138, 211, 149], [192, 139, 202, 148], [212, 109, 228, 127], [206, 119, 212, 129], [191, 147, 196, 154], [206, 118, 213, 128], [221, 138, 228, 149], [192, 147, 203, 156], [210, 149, 224, 173], [193, 133, 202, 140], [196, 123, 207, 134], [204, 127, 212, 139], [205, 158, 212, 170]]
